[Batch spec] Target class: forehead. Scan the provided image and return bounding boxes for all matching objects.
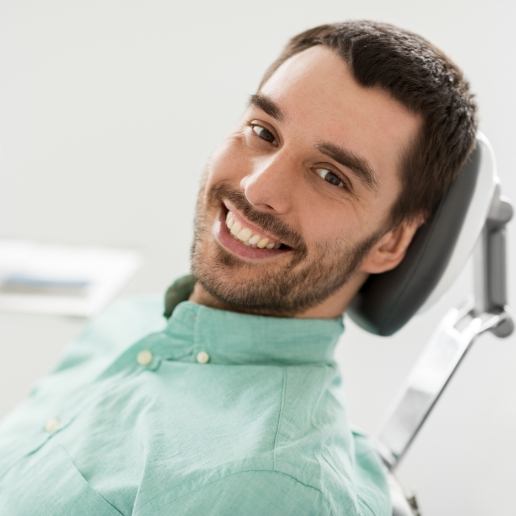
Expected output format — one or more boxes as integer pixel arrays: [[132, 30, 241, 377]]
[[258, 46, 422, 193]]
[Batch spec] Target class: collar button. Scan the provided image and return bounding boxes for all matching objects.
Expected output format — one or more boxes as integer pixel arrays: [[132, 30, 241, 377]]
[[137, 350, 153, 366]]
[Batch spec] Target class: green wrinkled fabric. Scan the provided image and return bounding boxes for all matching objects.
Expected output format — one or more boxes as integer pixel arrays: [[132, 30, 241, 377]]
[[0, 273, 392, 515]]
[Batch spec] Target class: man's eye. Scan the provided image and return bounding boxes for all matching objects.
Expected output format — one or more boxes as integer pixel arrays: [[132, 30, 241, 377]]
[[250, 123, 277, 145], [315, 167, 349, 190]]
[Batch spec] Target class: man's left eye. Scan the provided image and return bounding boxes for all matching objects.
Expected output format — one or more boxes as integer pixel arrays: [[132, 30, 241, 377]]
[[250, 123, 277, 145], [315, 168, 348, 190]]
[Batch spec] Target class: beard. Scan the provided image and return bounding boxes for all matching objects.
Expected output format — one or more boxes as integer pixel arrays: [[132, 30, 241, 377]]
[[189, 167, 386, 318]]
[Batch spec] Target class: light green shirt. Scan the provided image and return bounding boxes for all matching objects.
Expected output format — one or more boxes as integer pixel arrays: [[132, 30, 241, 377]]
[[0, 274, 392, 515]]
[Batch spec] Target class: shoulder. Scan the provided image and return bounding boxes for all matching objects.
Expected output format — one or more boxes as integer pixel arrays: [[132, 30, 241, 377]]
[[30, 295, 166, 396], [272, 372, 392, 516], [52, 295, 166, 371]]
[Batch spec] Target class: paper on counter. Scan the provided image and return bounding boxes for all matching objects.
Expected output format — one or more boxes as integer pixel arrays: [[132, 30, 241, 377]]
[[0, 239, 141, 317]]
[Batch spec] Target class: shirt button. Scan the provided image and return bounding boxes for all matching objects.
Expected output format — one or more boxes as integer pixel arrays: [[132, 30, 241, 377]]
[[137, 350, 153, 366], [196, 351, 210, 364], [44, 417, 61, 433]]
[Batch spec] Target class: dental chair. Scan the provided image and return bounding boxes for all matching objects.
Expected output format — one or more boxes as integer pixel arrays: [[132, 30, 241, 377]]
[[348, 132, 514, 515]]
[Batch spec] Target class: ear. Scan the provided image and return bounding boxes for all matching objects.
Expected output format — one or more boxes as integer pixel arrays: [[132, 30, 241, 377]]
[[360, 213, 427, 274]]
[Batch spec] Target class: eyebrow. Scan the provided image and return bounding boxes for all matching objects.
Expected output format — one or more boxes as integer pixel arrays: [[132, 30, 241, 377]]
[[247, 93, 379, 193], [248, 93, 285, 122]]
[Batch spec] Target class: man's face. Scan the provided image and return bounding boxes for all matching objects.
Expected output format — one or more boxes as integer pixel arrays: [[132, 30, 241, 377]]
[[189, 45, 421, 318]]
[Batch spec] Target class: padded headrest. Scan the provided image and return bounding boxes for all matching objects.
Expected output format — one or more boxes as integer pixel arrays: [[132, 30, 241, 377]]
[[347, 133, 498, 336]]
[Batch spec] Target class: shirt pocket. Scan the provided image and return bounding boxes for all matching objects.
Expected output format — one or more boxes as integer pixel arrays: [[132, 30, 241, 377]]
[[0, 440, 125, 516], [0, 396, 82, 478]]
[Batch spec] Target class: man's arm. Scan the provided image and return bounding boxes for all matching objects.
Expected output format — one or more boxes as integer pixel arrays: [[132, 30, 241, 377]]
[[134, 470, 340, 516]]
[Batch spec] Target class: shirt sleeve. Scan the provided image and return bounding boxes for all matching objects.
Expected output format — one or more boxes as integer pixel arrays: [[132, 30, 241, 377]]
[[136, 470, 335, 516]]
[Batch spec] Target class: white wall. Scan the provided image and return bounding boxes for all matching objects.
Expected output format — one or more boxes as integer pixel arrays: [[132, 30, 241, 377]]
[[1, 1, 515, 514]]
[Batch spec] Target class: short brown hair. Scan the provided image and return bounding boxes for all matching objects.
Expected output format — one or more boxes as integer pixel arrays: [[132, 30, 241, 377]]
[[258, 20, 478, 227]]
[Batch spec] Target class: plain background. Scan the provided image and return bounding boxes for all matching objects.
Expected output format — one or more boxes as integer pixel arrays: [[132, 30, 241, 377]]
[[0, 1, 515, 514]]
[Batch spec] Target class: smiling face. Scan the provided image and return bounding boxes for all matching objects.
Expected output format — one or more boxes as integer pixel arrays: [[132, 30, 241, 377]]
[[189, 45, 423, 318]]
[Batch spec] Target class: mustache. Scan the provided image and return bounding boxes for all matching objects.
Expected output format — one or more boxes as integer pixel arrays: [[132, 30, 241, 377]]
[[209, 182, 305, 251]]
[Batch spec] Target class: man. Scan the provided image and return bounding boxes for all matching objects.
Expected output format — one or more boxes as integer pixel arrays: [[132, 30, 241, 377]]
[[0, 20, 476, 515]]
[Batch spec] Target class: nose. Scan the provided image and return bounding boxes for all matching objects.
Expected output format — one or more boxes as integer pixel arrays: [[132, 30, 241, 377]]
[[239, 151, 295, 214]]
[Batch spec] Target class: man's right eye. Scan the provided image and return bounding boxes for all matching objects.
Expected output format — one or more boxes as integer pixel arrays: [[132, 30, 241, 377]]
[[248, 122, 278, 146]]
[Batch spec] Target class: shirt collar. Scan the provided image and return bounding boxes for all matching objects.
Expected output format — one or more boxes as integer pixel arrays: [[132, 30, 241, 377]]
[[161, 274, 345, 366]]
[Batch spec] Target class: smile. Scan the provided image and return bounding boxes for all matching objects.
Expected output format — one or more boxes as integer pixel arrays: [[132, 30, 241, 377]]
[[211, 202, 292, 262], [225, 212, 282, 249]]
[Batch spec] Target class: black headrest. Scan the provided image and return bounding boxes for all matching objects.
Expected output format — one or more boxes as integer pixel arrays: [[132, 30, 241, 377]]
[[347, 141, 484, 336]]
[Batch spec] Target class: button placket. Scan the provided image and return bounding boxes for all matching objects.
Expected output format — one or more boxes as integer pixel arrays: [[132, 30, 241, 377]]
[[44, 417, 62, 433]]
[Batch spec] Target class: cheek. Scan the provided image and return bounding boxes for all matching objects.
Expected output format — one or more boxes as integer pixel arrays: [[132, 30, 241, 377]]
[[302, 209, 342, 247], [302, 204, 369, 251]]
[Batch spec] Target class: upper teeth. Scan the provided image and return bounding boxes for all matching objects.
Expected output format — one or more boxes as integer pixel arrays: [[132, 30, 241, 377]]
[[225, 210, 282, 249]]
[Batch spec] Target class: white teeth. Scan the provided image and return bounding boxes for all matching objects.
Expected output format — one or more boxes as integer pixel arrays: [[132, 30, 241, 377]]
[[236, 227, 252, 241], [229, 221, 242, 236], [224, 208, 282, 249], [225, 210, 235, 229]]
